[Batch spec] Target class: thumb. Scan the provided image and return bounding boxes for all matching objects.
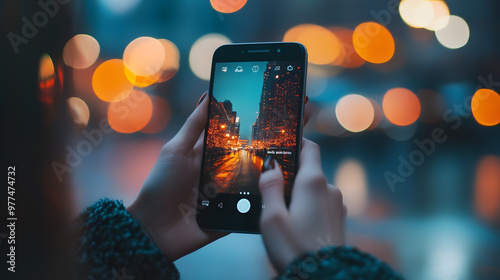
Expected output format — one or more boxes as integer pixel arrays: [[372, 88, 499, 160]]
[[259, 156, 287, 222]]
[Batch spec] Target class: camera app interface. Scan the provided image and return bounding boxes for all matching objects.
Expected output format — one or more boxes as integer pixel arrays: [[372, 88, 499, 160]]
[[202, 61, 303, 196]]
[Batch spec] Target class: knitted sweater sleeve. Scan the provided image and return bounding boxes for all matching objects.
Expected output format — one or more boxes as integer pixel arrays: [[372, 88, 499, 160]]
[[276, 246, 404, 280], [74, 199, 179, 280], [74, 200, 402, 280]]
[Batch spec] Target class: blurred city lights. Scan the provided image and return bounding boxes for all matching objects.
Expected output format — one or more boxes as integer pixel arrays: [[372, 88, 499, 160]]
[[99, 0, 141, 14], [156, 39, 180, 83], [38, 53, 55, 105], [399, 0, 435, 28], [32, 3, 500, 279], [353, 22, 395, 64], [189, 33, 231, 80], [435, 15, 470, 49], [424, 0, 450, 31], [140, 96, 171, 133], [63, 34, 100, 70], [92, 59, 134, 102], [329, 27, 365, 68], [123, 37, 165, 87], [210, 0, 247, 13], [335, 94, 374, 133], [67, 97, 90, 127], [471, 89, 500, 126], [474, 156, 500, 223], [107, 89, 153, 133], [284, 24, 341, 65], [334, 159, 368, 217], [383, 87, 421, 126]]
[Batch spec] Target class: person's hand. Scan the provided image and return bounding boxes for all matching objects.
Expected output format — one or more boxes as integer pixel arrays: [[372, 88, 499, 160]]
[[127, 92, 228, 262], [259, 138, 346, 272]]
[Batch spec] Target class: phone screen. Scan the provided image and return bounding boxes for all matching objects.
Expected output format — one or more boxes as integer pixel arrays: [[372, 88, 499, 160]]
[[202, 60, 302, 195], [197, 43, 306, 233]]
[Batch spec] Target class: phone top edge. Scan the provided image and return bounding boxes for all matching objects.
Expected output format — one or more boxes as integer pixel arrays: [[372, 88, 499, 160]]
[[213, 42, 307, 63]]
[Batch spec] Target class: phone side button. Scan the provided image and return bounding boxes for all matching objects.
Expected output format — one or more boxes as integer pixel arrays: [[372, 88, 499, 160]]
[[236, 198, 251, 214]]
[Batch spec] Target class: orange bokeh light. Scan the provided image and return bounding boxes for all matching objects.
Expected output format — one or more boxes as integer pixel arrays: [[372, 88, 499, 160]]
[[140, 96, 171, 133], [329, 27, 365, 68], [38, 53, 55, 105], [284, 24, 341, 65], [63, 34, 100, 69], [108, 90, 153, 133], [471, 89, 500, 126], [92, 59, 134, 102], [474, 156, 500, 223], [123, 67, 158, 88], [383, 87, 421, 126], [123, 37, 165, 87], [210, 0, 247, 13], [353, 22, 395, 64], [39, 53, 55, 81]]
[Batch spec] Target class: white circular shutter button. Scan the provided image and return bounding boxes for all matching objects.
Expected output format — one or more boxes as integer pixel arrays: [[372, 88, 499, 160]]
[[237, 198, 251, 214]]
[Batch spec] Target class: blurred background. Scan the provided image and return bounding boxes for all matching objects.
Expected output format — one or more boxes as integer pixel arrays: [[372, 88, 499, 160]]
[[2, 0, 500, 279]]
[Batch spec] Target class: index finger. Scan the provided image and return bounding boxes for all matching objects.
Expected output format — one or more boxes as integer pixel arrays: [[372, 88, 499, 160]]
[[169, 91, 208, 151], [290, 138, 328, 215], [298, 138, 323, 172]]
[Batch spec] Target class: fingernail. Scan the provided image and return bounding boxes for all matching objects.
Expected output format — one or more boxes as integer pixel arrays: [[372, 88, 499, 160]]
[[196, 91, 208, 107], [262, 156, 275, 172], [305, 95, 309, 104]]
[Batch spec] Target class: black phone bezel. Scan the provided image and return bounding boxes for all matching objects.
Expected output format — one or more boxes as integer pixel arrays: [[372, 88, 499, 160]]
[[196, 42, 307, 234]]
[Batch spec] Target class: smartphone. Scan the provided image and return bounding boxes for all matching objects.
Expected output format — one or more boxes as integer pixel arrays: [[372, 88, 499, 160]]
[[196, 42, 307, 233]]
